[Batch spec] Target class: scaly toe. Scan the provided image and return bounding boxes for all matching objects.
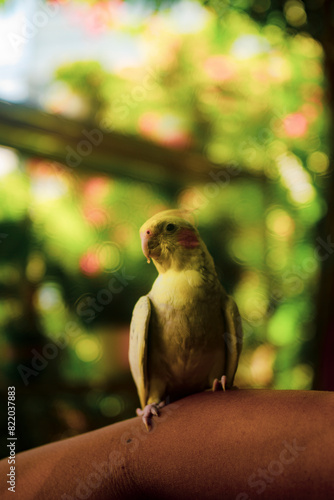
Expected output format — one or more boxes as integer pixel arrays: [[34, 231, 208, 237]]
[[212, 375, 228, 392], [212, 378, 221, 392], [143, 415, 151, 431], [137, 403, 162, 431], [151, 406, 159, 416]]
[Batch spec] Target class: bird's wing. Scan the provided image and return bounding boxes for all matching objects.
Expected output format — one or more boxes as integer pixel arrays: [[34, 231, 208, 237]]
[[129, 295, 151, 409], [222, 294, 243, 387]]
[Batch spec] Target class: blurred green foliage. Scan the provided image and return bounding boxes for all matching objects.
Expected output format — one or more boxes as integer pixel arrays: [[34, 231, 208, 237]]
[[0, 0, 330, 453]]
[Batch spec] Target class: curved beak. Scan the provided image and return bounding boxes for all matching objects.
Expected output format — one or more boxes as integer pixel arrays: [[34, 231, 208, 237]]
[[140, 231, 151, 263], [140, 230, 160, 264]]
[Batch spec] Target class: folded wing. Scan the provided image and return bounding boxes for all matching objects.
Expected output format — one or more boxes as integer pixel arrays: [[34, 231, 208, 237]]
[[129, 296, 151, 408], [222, 295, 243, 387]]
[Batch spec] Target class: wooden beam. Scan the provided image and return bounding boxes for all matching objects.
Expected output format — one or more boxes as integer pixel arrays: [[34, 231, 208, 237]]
[[0, 100, 261, 187]]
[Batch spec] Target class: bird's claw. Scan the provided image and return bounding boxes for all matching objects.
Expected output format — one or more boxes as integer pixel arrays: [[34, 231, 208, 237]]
[[212, 375, 227, 392], [136, 402, 165, 431]]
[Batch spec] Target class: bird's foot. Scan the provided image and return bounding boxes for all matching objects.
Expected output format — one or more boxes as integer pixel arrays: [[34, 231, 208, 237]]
[[212, 376, 239, 391], [136, 401, 165, 431], [212, 375, 227, 392]]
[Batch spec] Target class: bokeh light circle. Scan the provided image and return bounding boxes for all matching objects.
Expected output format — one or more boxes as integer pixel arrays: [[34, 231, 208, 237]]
[[98, 242, 122, 272], [99, 395, 124, 417], [75, 337, 102, 363]]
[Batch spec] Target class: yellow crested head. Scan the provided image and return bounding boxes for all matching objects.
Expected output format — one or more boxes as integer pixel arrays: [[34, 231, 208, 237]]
[[139, 209, 210, 273]]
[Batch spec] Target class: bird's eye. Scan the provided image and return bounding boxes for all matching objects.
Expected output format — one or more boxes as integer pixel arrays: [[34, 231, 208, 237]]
[[166, 223, 176, 232]]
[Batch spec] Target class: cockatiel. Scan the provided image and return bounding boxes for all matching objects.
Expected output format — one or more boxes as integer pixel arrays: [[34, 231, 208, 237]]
[[129, 209, 242, 429]]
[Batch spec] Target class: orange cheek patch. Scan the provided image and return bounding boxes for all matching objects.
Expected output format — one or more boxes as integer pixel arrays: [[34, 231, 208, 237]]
[[177, 228, 200, 248]]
